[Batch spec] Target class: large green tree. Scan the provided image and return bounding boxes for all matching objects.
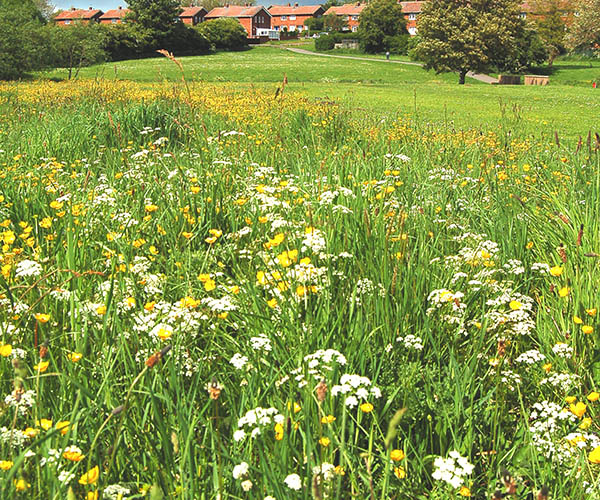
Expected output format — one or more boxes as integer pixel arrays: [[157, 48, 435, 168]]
[[565, 0, 600, 51], [127, 0, 182, 49], [358, 0, 407, 53], [0, 0, 48, 80], [414, 0, 531, 84], [47, 23, 107, 80], [528, 0, 566, 64]]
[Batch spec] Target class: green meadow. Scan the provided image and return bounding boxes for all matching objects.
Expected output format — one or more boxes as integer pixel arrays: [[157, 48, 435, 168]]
[[0, 46, 599, 498]]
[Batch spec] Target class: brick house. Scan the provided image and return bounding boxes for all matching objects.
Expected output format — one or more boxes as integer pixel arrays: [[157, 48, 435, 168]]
[[399, 1, 423, 35], [519, 0, 574, 24], [99, 6, 130, 24], [324, 3, 365, 32], [179, 6, 207, 25], [205, 5, 271, 38], [268, 3, 324, 33], [54, 7, 103, 25]]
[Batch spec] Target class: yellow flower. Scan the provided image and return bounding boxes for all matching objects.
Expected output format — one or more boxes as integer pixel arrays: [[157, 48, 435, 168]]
[[321, 415, 336, 424], [587, 308, 597, 316], [22, 427, 39, 438], [573, 316, 583, 324], [526, 241, 534, 249], [37, 419, 52, 430], [558, 286, 570, 298], [267, 298, 278, 308], [588, 392, 600, 402], [34, 361, 50, 373], [360, 402, 374, 413], [275, 423, 284, 441], [96, 305, 107, 315], [40, 217, 52, 229], [204, 279, 216, 292], [144, 204, 158, 213], [86, 491, 99, 500], [509, 300, 522, 310], [459, 486, 471, 497], [0, 460, 13, 470], [393, 466, 406, 479], [14, 478, 30, 491], [334, 465, 345, 476], [565, 396, 577, 404], [589, 446, 600, 463], [581, 417, 593, 430], [583, 325, 594, 334], [319, 437, 330, 447], [0, 344, 12, 357], [144, 301, 156, 312], [390, 449, 405, 462], [56, 421, 70, 435], [67, 352, 83, 362], [34, 313, 50, 323], [570, 401, 587, 418], [79, 465, 100, 485], [543, 363, 552, 373], [181, 232, 192, 239], [156, 326, 172, 341], [63, 448, 85, 462], [550, 266, 563, 276]]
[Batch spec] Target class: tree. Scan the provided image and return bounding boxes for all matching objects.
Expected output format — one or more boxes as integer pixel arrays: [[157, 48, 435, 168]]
[[565, 0, 600, 51], [0, 0, 48, 80], [528, 0, 566, 64], [414, 0, 530, 84], [196, 18, 247, 50], [126, 0, 182, 49], [358, 0, 407, 53], [47, 23, 107, 79], [323, 13, 346, 32], [305, 16, 324, 32]]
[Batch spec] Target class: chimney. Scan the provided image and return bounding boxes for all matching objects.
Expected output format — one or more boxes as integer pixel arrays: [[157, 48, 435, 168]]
[[118, 5, 122, 9], [287, 2, 290, 6], [71, 7, 76, 10], [89, 6, 92, 9], [294, 2, 298, 6]]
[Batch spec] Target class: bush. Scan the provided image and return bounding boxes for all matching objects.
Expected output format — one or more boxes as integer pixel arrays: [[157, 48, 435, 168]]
[[196, 18, 247, 51], [315, 33, 338, 51], [102, 24, 142, 61], [385, 34, 410, 55]]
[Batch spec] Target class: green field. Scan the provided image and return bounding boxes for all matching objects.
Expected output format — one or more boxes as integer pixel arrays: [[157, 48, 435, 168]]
[[40, 46, 600, 140], [1, 49, 600, 498]]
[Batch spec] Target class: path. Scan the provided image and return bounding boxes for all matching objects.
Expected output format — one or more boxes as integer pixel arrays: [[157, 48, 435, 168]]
[[283, 47, 498, 84]]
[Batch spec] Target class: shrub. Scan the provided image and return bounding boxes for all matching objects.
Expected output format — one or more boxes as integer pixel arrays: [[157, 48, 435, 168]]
[[385, 33, 410, 55], [315, 33, 338, 51], [196, 18, 247, 50]]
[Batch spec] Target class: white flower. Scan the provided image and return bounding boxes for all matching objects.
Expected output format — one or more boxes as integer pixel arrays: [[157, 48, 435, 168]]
[[241, 479, 253, 491], [15, 260, 42, 278], [284, 473, 302, 490], [233, 462, 249, 480], [344, 396, 358, 408], [233, 430, 246, 441], [230, 353, 249, 370]]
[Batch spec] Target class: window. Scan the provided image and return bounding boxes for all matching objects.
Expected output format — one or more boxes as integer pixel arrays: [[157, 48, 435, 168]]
[[520, 12, 526, 19], [351, 25, 358, 32], [111, 18, 117, 23], [281, 15, 287, 20], [408, 13, 416, 20], [64, 20, 71, 24], [351, 15, 358, 20], [274, 25, 280, 30], [408, 27, 417, 35], [289, 14, 296, 20]]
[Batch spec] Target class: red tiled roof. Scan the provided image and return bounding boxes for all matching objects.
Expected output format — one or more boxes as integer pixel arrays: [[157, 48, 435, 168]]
[[55, 8, 103, 20], [99, 7, 130, 20], [324, 3, 365, 16], [179, 6, 207, 17], [400, 1, 423, 14], [268, 4, 324, 15], [206, 5, 270, 18]]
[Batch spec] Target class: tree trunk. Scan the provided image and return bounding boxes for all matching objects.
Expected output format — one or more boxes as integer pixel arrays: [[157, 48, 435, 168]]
[[459, 70, 467, 84]]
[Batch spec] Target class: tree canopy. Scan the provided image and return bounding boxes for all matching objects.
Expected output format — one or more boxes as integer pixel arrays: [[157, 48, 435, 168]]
[[358, 0, 407, 53], [565, 0, 600, 51], [0, 0, 48, 79], [127, 0, 182, 49], [414, 0, 537, 83]]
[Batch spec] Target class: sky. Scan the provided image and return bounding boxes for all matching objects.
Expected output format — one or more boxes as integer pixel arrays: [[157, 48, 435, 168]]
[[53, 0, 325, 10]]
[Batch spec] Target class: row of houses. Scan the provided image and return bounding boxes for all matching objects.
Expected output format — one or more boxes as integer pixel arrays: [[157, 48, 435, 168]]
[[54, 1, 575, 39]]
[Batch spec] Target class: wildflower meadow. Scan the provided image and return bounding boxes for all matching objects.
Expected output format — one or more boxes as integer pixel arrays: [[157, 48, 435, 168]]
[[0, 73, 599, 499]]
